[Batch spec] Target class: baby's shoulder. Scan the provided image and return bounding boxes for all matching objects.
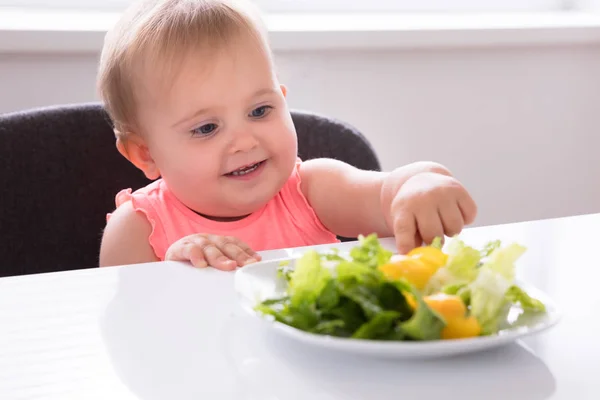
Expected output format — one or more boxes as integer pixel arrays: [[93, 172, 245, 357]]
[[100, 199, 156, 266], [107, 200, 152, 231]]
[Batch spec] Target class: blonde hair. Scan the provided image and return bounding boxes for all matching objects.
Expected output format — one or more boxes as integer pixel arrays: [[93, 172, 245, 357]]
[[97, 0, 269, 137]]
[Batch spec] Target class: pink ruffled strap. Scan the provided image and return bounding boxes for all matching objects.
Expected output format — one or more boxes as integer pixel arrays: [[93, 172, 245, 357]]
[[106, 188, 133, 222]]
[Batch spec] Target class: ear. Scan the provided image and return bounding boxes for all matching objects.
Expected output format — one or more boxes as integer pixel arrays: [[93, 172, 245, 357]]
[[116, 134, 161, 180], [280, 84, 287, 98]]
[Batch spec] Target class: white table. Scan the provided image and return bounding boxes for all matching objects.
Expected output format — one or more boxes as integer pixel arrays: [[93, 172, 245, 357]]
[[1, 214, 599, 400]]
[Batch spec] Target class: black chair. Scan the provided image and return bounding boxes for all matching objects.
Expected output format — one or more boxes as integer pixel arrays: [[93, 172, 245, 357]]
[[0, 102, 381, 277]]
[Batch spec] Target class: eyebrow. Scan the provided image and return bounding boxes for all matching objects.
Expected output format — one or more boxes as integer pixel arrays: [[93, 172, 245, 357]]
[[251, 87, 277, 99], [171, 107, 213, 129], [171, 87, 278, 129]]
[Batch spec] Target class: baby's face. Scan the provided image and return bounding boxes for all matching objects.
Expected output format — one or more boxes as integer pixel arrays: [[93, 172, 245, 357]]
[[134, 39, 298, 218]]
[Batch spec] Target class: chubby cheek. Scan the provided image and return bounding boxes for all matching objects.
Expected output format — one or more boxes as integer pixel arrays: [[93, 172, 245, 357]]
[[268, 118, 297, 162], [156, 144, 220, 185], [180, 152, 220, 181], [281, 133, 298, 165]]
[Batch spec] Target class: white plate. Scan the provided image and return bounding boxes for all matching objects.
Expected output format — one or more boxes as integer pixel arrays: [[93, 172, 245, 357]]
[[234, 258, 561, 359]]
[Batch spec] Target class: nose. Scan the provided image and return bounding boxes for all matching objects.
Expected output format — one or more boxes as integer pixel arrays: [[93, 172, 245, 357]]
[[228, 126, 259, 154]]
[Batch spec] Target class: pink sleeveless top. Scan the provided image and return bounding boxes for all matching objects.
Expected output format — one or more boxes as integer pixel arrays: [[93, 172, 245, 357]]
[[108, 160, 339, 260]]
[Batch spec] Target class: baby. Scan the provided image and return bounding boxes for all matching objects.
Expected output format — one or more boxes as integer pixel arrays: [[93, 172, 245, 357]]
[[98, 0, 477, 270]]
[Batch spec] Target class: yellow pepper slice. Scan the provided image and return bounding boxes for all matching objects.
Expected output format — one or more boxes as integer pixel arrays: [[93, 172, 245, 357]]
[[421, 293, 466, 318], [406, 293, 481, 340], [441, 316, 482, 340], [407, 246, 448, 270], [378, 256, 436, 290]]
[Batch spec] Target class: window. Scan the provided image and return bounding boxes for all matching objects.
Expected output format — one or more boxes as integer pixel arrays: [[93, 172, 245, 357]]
[[255, 0, 567, 13], [0, 0, 128, 10], [0, 0, 585, 12]]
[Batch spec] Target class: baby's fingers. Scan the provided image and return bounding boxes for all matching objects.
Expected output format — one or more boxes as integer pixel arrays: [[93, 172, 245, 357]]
[[220, 243, 257, 267], [416, 208, 444, 246], [165, 236, 209, 268], [209, 236, 260, 267], [235, 241, 262, 263], [458, 191, 478, 225], [439, 202, 464, 237], [203, 243, 237, 271], [393, 211, 419, 254]]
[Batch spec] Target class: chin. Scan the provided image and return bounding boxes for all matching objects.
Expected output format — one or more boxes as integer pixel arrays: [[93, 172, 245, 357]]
[[231, 186, 282, 217], [231, 193, 272, 215], [220, 157, 295, 216]]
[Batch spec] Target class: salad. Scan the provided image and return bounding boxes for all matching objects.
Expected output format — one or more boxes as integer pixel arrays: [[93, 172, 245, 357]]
[[255, 234, 546, 341]]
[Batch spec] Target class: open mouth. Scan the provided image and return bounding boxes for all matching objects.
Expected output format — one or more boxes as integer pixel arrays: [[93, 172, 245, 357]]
[[225, 160, 266, 177]]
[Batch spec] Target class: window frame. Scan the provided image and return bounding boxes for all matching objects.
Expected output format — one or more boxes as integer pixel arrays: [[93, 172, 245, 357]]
[[0, 0, 576, 12]]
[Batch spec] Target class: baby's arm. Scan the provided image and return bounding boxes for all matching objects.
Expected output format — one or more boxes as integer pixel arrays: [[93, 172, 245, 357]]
[[100, 202, 261, 269], [299, 159, 389, 238], [299, 159, 476, 253], [99, 201, 159, 267]]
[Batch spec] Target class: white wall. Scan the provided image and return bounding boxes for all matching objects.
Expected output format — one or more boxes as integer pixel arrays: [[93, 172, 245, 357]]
[[1, 45, 599, 227]]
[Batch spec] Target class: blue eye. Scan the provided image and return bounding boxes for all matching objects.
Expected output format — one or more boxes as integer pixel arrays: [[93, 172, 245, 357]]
[[250, 106, 272, 118], [191, 123, 217, 137]]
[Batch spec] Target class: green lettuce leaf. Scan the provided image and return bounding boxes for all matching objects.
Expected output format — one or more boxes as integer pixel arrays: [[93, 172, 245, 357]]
[[484, 243, 527, 281], [324, 298, 367, 336], [441, 282, 467, 295], [441, 282, 471, 306], [338, 282, 382, 319], [505, 285, 546, 312], [312, 319, 346, 335], [480, 240, 502, 258], [322, 248, 346, 262], [445, 238, 481, 281], [336, 260, 384, 287], [378, 282, 413, 320], [393, 280, 446, 340], [431, 236, 443, 250], [352, 311, 401, 339], [288, 250, 331, 308], [316, 279, 341, 310], [255, 302, 320, 332], [424, 238, 481, 294], [350, 234, 393, 269], [469, 268, 512, 334], [466, 242, 533, 334], [277, 260, 293, 282]]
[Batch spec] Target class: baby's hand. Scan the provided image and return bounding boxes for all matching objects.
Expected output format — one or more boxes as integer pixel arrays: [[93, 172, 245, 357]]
[[165, 234, 261, 271], [390, 172, 477, 254]]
